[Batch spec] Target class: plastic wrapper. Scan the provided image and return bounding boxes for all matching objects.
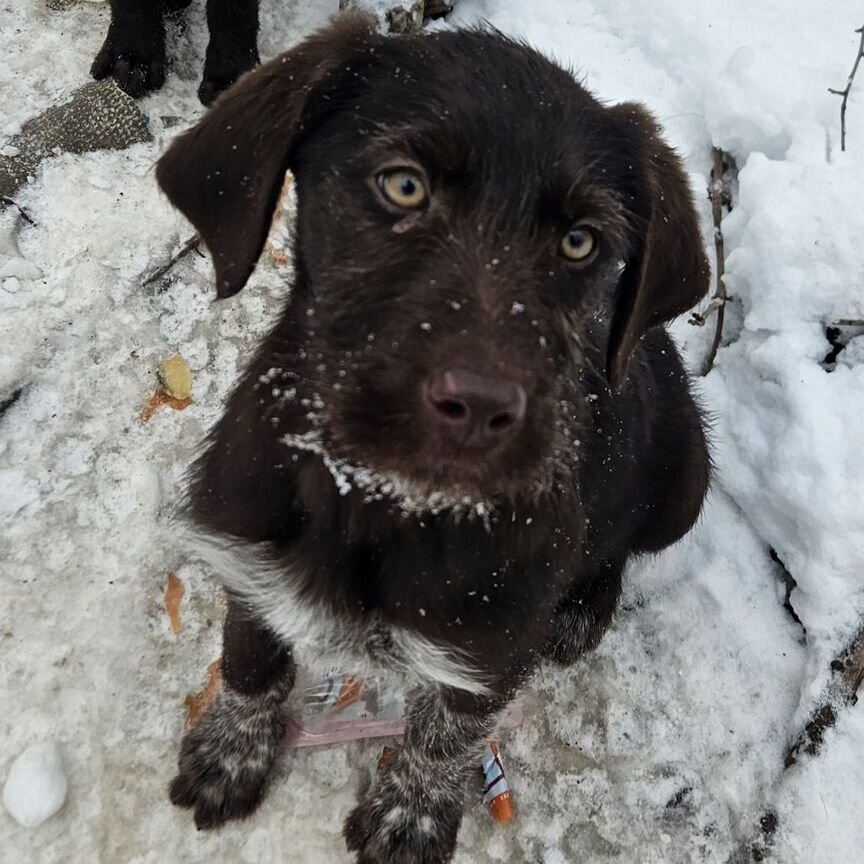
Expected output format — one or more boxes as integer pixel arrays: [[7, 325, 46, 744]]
[[286, 670, 523, 747]]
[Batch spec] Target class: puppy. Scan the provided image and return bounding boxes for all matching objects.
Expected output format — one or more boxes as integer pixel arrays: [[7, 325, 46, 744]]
[[156, 13, 711, 862], [91, 0, 260, 104]]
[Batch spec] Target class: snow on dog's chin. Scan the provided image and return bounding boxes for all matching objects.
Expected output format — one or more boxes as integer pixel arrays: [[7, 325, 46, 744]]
[[280, 431, 496, 521]]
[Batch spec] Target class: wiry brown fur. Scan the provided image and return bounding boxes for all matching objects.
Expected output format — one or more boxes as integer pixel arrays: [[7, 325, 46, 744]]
[[157, 14, 711, 862]]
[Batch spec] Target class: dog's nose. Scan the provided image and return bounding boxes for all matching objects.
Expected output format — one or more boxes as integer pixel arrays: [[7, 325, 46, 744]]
[[424, 369, 527, 450]]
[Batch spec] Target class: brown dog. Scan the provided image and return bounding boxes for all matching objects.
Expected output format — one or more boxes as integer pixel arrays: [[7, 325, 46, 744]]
[[156, 13, 710, 862]]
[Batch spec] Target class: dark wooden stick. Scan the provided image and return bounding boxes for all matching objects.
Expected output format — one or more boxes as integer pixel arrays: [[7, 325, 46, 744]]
[[142, 234, 201, 287], [742, 625, 864, 862], [0, 386, 24, 418], [785, 625, 864, 767], [0, 196, 37, 225]]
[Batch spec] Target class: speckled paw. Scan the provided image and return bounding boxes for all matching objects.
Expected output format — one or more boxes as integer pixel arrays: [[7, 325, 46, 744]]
[[343, 752, 462, 864], [168, 688, 286, 830]]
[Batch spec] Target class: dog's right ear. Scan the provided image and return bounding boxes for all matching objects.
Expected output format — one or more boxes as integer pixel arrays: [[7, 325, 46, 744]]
[[156, 12, 377, 298]]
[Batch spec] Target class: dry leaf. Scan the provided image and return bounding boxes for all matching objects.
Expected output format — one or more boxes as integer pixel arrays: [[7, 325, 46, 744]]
[[184, 659, 222, 728], [333, 676, 363, 712], [140, 390, 167, 423], [157, 355, 193, 400], [140, 389, 193, 423], [164, 572, 185, 634], [377, 745, 395, 773]]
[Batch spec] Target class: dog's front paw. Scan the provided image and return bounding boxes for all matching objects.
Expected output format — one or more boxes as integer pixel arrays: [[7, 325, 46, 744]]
[[91, 22, 166, 98], [198, 44, 259, 105], [544, 581, 620, 666], [169, 687, 286, 830], [543, 603, 597, 665], [343, 749, 463, 864]]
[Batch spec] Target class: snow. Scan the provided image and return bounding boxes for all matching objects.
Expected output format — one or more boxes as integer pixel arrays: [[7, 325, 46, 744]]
[[2, 0, 864, 862], [280, 429, 496, 517], [3, 743, 68, 828]]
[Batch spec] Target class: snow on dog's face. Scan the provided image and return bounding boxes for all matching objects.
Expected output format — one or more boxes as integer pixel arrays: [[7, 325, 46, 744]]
[[157, 13, 707, 508]]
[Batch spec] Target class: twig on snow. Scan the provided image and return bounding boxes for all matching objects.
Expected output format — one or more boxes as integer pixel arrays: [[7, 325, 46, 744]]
[[690, 296, 725, 327], [689, 148, 731, 375], [828, 25, 864, 152], [142, 234, 201, 287], [740, 623, 864, 863], [0, 386, 24, 419], [785, 625, 864, 767], [0, 195, 37, 226]]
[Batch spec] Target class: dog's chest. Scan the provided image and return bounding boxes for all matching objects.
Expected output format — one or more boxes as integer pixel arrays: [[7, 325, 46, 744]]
[[187, 528, 494, 695], [261, 579, 496, 696], [266, 589, 395, 675]]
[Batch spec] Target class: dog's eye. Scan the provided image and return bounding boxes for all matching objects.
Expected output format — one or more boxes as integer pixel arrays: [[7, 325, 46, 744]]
[[377, 169, 428, 210], [560, 225, 598, 263]]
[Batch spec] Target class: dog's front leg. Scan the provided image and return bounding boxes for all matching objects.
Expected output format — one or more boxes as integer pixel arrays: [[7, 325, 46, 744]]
[[344, 685, 505, 864], [170, 598, 295, 829], [90, 0, 167, 97], [198, 0, 260, 105], [543, 555, 626, 666]]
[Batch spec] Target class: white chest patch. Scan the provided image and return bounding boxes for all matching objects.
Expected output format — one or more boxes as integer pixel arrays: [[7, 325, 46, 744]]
[[182, 528, 490, 696]]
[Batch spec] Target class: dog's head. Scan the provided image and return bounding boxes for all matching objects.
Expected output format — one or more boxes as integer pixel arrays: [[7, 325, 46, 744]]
[[157, 13, 708, 508]]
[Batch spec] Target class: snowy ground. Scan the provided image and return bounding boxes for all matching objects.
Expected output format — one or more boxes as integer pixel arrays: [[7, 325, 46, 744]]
[[2, 0, 864, 862]]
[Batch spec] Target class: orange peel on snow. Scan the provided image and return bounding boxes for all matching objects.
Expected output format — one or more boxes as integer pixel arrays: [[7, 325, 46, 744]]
[[164, 572, 185, 634], [139, 389, 193, 422], [184, 659, 223, 728]]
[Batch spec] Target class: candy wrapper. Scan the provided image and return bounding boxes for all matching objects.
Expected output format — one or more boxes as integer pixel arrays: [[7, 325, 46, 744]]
[[482, 741, 514, 823]]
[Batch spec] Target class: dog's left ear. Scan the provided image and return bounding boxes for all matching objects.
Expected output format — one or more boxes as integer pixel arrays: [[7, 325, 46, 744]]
[[605, 103, 710, 389], [156, 12, 377, 298]]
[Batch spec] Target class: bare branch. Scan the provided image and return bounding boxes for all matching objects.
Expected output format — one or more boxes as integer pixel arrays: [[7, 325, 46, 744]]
[[828, 25, 864, 152], [688, 296, 724, 327], [0, 386, 24, 418], [0, 195, 36, 226], [142, 234, 201, 288], [785, 625, 864, 767], [738, 623, 864, 862], [691, 148, 731, 375]]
